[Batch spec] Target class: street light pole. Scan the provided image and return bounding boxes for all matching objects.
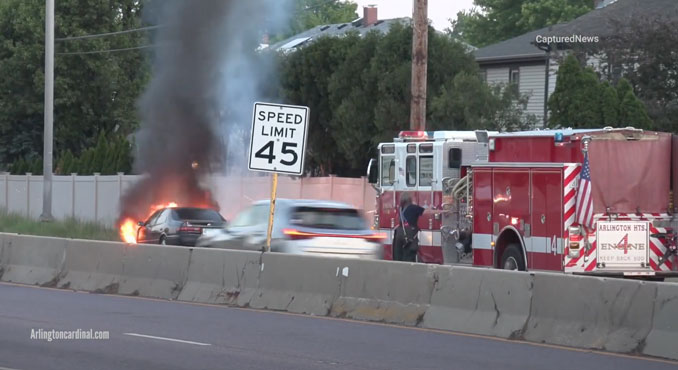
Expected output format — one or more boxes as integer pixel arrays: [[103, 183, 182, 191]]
[[40, 0, 54, 221], [410, 0, 428, 131]]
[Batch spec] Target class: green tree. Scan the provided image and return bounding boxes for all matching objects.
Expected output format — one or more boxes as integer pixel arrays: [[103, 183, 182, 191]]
[[59, 134, 133, 175], [449, 0, 592, 47], [280, 22, 532, 176], [68, 156, 80, 175], [616, 78, 633, 104], [57, 150, 74, 175], [30, 157, 43, 175], [330, 25, 484, 173], [619, 89, 653, 129], [78, 148, 95, 175], [430, 73, 536, 131], [548, 55, 602, 128], [368, 24, 416, 150], [101, 135, 131, 175], [10, 157, 27, 175], [519, 0, 593, 32], [585, 18, 678, 132], [548, 55, 653, 129], [90, 132, 108, 174], [115, 138, 133, 174], [102, 141, 118, 175], [277, 0, 358, 41], [599, 81, 619, 126], [9, 156, 44, 175], [278, 35, 353, 175], [327, 32, 379, 175], [0, 0, 150, 167], [575, 67, 605, 127]]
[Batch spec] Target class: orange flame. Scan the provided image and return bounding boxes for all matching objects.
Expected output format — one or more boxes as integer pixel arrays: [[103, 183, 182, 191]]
[[119, 218, 138, 244], [118, 202, 179, 244], [151, 202, 178, 213]]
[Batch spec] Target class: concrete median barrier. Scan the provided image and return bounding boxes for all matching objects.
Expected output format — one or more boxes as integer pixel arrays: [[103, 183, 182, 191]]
[[422, 266, 532, 339], [117, 243, 192, 299], [2, 233, 677, 361], [178, 247, 262, 306], [643, 282, 678, 360], [523, 273, 656, 354], [0, 233, 67, 286], [58, 239, 127, 292], [249, 253, 344, 316], [59, 240, 193, 299], [329, 260, 438, 326]]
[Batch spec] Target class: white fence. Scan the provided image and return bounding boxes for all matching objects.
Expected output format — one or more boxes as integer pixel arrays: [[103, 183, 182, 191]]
[[0, 173, 377, 227]]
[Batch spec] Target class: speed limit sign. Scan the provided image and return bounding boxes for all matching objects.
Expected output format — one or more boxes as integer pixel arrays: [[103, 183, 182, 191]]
[[248, 102, 309, 176]]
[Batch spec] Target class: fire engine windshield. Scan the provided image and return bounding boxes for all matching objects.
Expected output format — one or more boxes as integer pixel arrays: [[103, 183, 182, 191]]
[[588, 132, 671, 214]]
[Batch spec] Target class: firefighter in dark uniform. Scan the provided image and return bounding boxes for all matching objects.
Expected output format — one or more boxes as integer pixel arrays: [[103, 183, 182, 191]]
[[392, 192, 425, 262]]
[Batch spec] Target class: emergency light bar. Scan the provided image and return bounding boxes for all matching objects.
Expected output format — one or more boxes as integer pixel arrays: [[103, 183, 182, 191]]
[[398, 131, 434, 140]]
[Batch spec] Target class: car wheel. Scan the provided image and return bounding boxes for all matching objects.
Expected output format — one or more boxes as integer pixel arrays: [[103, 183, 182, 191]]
[[160, 236, 167, 245], [501, 244, 525, 271]]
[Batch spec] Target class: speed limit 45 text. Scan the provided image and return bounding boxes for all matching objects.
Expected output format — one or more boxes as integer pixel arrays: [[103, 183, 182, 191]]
[[258, 111, 303, 139]]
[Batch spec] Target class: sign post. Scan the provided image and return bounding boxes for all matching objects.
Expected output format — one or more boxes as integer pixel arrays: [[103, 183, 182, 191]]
[[249, 102, 309, 252], [265, 173, 278, 250]]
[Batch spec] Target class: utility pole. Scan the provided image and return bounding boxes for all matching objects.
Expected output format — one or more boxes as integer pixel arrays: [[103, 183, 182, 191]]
[[409, 0, 428, 131], [40, 0, 54, 221]]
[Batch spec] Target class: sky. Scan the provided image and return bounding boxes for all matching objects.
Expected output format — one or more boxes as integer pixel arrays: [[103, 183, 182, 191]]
[[351, 0, 476, 31]]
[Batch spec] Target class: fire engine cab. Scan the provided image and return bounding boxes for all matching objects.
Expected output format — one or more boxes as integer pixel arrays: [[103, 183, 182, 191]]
[[367, 128, 678, 277]]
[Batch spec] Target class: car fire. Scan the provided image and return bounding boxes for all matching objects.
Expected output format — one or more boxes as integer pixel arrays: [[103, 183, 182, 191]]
[[118, 202, 179, 244]]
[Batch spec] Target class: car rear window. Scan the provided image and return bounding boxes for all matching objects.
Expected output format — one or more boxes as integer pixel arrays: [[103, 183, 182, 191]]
[[173, 208, 223, 222], [290, 207, 366, 230]]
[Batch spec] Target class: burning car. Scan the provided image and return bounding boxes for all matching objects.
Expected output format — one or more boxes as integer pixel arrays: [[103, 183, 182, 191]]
[[120, 204, 226, 246]]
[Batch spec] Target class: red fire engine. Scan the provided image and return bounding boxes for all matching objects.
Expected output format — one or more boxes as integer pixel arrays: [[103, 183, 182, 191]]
[[366, 128, 678, 277]]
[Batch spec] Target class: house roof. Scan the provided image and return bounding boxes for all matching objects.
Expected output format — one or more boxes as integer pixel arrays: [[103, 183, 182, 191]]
[[474, 24, 565, 64], [475, 0, 678, 63], [269, 17, 410, 52], [541, 0, 678, 39]]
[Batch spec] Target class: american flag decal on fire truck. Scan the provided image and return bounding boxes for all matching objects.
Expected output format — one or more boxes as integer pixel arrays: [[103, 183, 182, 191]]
[[563, 163, 598, 272], [575, 152, 594, 230]]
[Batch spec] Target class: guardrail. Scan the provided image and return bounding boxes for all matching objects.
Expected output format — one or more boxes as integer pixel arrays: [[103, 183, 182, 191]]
[[0, 233, 675, 360]]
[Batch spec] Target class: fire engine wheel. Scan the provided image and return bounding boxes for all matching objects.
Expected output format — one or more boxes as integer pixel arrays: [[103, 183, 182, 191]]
[[501, 244, 526, 271]]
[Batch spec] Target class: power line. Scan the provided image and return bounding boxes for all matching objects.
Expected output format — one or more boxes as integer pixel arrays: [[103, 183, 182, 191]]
[[55, 25, 162, 42], [55, 44, 157, 55], [54, 0, 347, 53]]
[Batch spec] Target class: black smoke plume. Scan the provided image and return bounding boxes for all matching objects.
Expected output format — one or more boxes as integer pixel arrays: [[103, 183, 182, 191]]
[[118, 0, 289, 224]]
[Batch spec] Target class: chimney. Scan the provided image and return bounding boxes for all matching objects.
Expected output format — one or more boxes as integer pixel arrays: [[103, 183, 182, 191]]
[[363, 5, 378, 27], [261, 32, 270, 45]]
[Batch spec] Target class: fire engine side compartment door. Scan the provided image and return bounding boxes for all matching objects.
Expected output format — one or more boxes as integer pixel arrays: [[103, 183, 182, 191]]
[[530, 170, 563, 270], [472, 169, 493, 267], [492, 169, 530, 267]]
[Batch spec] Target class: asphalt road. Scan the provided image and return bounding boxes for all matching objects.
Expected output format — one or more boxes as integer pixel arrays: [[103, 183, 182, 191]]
[[0, 283, 674, 370]]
